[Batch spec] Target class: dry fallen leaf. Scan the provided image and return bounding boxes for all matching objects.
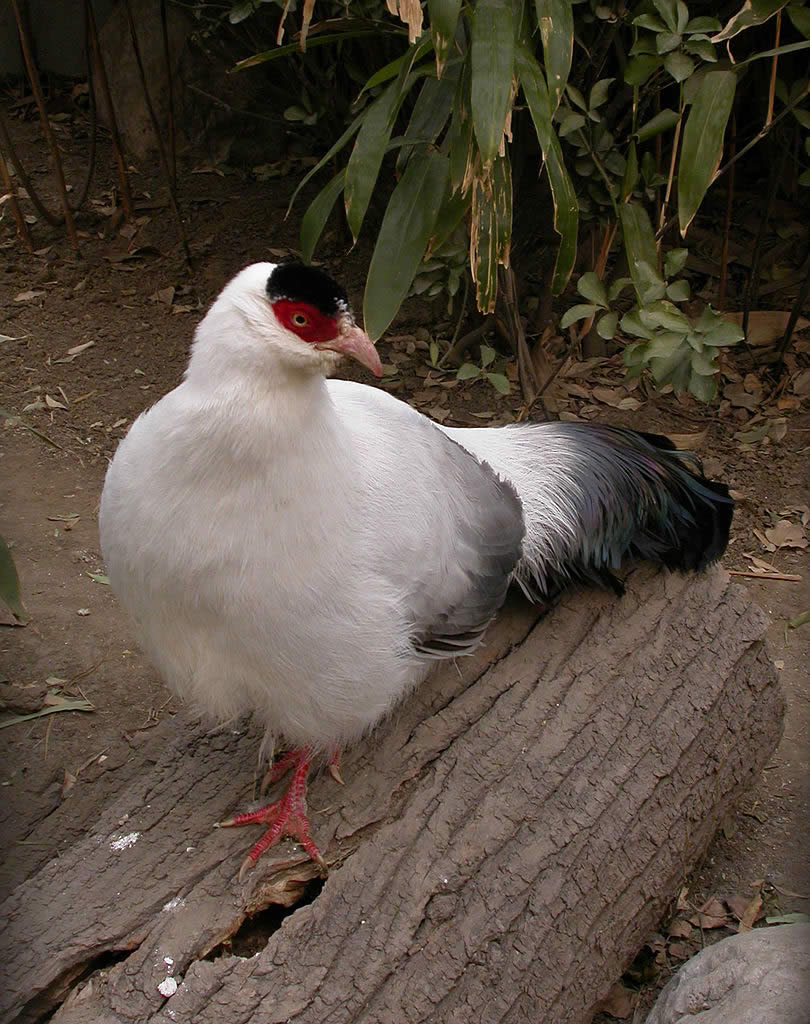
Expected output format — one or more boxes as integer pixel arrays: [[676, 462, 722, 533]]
[[737, 891, 763, 932], [725, 382, 758, 411], [667, 430, 707, 450], [596, 982, 634, 1019], [725, 311, 810, 347], [44, 394, 67, 411], [764, 521, 808, 550], [14, 289, 46, 302], [152, 286, 175, 306], [667, 918, 692, 939], [690, 897, 727, 929]]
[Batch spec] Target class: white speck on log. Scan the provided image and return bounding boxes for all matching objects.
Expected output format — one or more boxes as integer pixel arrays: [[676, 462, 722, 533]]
[[109, 832, 140, 852], [157, 977, 178, 998]]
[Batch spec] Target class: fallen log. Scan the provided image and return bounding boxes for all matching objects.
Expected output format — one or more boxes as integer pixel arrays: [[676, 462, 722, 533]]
[[0, 567, 783, 1024]]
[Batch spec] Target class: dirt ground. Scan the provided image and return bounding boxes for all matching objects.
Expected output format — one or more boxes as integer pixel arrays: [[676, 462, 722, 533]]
[[1, 100, 808, 1017]]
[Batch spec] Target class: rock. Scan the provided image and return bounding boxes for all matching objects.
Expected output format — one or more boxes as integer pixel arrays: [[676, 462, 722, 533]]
[[646, 924, 810, 1024]]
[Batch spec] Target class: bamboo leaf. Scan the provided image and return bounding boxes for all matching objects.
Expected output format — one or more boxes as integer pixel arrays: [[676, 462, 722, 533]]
[[470, 151, 512, 312], [397, 63, 460, 172], [287, 113, 364, 215], [471, 0, 516, 166], [232, 27, 401, 71], [678, 70, 736, 235], [535, 0, 574, 112], [712, 0, 788, 43], [516, 46, 578, 293], [0, 536, 27, 624], [345, 78, 406, 241], [429, 0, 462, 75], [363, 152, 449, 340], [0, 698, 95, 730], [300, 170, 346, 263], [636, 109, 681, 141], [619, 202, 662, 302]]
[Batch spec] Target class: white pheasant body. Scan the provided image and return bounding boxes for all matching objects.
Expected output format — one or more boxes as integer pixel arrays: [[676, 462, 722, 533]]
[[100, 261, 732, 764]]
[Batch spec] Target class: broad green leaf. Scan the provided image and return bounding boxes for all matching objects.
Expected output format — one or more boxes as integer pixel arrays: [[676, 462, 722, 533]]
[[457, 362, 481, 379], [688, 370, 716, 401], [656, 31, 682, 54], [653, 0, 680, 32], [480, 344, 496, 367], [664, 51, 695, 82], [597, 311, 619, 339], [642, 301, 691, 331], [577, 272, 608, 306], [471, 0, 516, 166], [634, 14, 667, 31], [636, 108, 680, 142], [666, 279, 691, 301], [620, 310, 654, 338], [608, 276, 634, 301], [517, 46, 578, 293], [623, 340, 649, 367], [665, 247, 689, 277], [486, 372, 511, 394], [646, 331, 687, 359], [788, 4, 810, 39], [364, 151, 449, 340], [685, 38, 717, 61], [702, 321, 745, 346], [429, 0, 462, 75], [685, 16, 722, 33], [566, 83, 587, 110], [624, 54, 662, 86], [470, 152, 512, 312], [712, 0, 788, 43], [678, 70, 736, 235], [619, 202, 661, 302], [560, 303, 600, 328], [691, 350, 718, 375], [0, 536, 26, 624], [300, 171, 345, 263], [589, 78, 614, 110], [535, 0, 574, 112], [345, 77, 408, 240], [559, 112, 586, 137]]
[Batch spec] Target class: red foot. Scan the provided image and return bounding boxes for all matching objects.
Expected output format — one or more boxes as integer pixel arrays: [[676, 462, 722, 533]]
[[218, 748, 324, 880]]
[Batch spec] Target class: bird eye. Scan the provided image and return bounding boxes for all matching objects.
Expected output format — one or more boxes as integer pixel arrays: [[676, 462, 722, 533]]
[[292, 312, 309, 327]]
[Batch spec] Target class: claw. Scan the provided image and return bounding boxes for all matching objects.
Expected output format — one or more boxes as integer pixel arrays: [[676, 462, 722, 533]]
[[218, 748, 326, 875], [328, 761, 344, 786]]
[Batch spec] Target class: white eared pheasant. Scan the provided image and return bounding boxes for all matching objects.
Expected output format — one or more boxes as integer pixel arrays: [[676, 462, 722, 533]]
[[99, 261, 733, 877]]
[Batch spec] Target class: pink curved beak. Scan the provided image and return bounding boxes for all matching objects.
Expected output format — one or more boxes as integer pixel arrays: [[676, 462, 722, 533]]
[[324, 322, 382, 377]]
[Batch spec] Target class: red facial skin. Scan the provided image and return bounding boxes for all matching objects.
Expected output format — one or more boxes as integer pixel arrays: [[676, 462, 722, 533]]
[[271, 299, 340, 345]]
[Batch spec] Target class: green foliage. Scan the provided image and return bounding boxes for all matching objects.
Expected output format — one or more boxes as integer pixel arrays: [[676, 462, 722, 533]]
[[227, 0, 810, 395], [456, 344, 512, 394], [562, 207, 745, 402]]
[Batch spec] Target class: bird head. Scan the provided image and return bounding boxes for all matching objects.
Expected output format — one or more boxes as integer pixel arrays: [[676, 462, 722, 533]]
[[190, 262, 382, 384]]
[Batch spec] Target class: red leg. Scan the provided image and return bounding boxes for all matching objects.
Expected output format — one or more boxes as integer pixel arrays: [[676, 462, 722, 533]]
[[259, 746, 302, 795], [217, 748, 324, 879]]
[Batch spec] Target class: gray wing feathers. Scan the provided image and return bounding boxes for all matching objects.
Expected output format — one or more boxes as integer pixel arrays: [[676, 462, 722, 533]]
[[412, 441, 525, 657]]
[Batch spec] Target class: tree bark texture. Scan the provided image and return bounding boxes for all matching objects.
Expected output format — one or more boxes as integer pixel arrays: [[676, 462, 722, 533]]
[[0, 567, 783, 1024]]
